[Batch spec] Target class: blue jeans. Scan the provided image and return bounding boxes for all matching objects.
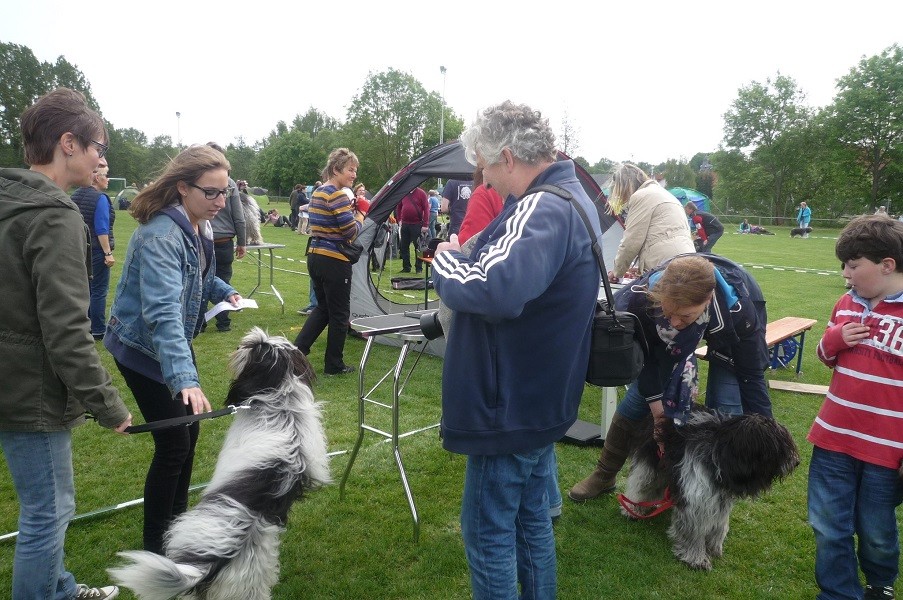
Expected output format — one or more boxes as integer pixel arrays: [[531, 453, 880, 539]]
[[809, 446, 902, 599], [0, 430, 78, 600], [615, 361, 744, 420], [89, 249, 110, 337], [461, 445, 557, 600], [547, 451, 562, 520]]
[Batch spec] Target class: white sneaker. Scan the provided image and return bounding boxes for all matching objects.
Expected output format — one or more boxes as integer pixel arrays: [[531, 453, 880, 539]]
[[75, 583, 120, 599]]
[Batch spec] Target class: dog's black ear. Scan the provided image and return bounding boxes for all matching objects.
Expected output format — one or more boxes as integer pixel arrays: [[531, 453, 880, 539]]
[[292, 350, 316, 386], [711, 414, 799, 497]]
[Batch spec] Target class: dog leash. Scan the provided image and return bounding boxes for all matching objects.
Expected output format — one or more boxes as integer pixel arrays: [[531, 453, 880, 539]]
[[617, 487, 674, 520], [123, 404, 251, 434]]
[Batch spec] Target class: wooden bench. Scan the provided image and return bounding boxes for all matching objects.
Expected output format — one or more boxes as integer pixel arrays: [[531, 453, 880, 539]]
[[695, 316, 818, 377]]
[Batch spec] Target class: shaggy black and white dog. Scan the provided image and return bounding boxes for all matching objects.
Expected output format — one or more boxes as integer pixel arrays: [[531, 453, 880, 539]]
[[109, 327, 330, 599], [790, 226, 812, 237], [620, 408, 799, 571]]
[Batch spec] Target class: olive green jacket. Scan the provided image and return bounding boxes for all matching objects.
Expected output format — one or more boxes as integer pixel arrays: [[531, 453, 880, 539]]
[[0, 168, 128, 431]]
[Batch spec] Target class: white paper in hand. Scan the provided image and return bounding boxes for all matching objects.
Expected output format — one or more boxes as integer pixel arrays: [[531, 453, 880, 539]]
[[204, 298, 258, 322]]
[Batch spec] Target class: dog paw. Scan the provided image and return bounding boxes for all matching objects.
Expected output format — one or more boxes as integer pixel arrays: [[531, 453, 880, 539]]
[[676, 551, 713, 571]]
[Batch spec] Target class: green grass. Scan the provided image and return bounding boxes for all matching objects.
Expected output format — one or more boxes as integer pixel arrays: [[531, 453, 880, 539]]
[[0, 216, 873, 598]]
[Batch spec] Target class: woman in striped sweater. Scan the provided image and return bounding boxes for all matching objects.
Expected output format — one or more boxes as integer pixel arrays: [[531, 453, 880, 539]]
[[294, 148, 364, 375]]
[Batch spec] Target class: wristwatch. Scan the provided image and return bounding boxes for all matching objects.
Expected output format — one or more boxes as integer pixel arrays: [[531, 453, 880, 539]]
[[104, 251, 114, 256]]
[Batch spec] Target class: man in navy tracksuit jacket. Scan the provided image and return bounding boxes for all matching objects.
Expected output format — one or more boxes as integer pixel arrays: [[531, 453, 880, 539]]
[[432, 101, 601, 600]]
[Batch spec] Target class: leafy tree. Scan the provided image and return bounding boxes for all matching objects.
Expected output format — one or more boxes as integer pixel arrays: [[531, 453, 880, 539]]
[[253, 130, 324, 195], [830, 44, 903, 210], [722, 73, 812, 217], [345, 68, 463, 186], [588, 157, 617, 175], [0, 44, 50, 164], [292, 108, 339, 138], [573, 156, 590, 170], [141, 135, 178, 185], [660, 159, 695, 189], [225, 137, 259, 185], [105, 126, 148, 186]]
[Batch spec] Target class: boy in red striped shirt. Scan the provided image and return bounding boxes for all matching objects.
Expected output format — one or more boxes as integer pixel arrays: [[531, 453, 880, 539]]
[[808, 215, 903, 600]]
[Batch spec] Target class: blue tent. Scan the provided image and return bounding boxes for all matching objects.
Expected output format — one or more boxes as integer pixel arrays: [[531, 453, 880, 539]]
[[668, 187, 710, 212]]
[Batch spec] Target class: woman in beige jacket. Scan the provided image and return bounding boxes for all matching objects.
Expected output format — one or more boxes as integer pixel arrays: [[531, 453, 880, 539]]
[[607, 163, 694, 282]]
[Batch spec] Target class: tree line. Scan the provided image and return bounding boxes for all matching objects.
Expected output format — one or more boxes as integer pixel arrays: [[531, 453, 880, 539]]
[[2, 41, 901, 217]]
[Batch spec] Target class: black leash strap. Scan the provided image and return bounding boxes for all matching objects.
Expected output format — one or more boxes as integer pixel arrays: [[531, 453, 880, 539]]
[[124, 405, 243, 434]]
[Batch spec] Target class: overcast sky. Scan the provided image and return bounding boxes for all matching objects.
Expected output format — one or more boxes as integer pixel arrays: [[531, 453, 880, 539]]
[[3, 0, 901, 168]]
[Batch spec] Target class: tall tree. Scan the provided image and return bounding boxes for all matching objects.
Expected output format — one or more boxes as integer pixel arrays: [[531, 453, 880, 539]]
[[225, 137, 259, 186], [0, 43, 49, 165], [559, 110, 580, 157], [292, 108, 339, 138], [345, 68, 462, 186], [830, 44, 903, 210], [722, 73, 812, 217], [660, 158, 696, 189], [253, 130, 325, 195]]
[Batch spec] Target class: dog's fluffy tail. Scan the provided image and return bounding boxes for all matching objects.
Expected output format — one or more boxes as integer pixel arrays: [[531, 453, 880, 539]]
[[108, 551, 208, 600]]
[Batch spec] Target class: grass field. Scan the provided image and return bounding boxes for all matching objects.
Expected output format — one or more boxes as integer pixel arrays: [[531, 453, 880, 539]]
[[0, 204, 876, 599]]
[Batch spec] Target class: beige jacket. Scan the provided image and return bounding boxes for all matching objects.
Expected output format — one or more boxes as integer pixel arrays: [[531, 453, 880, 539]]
[[612, 179, 694, 277]]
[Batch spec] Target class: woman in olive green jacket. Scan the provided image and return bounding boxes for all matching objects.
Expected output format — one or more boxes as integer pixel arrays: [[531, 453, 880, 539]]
[[0, 88, 131, 600]]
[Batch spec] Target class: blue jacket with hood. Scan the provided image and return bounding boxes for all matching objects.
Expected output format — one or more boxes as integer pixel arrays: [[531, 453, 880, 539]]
[[432, 161, 601, 455]]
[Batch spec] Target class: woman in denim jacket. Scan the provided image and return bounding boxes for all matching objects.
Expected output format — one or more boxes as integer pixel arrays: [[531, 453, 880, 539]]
[[104, 145, 240, 554]]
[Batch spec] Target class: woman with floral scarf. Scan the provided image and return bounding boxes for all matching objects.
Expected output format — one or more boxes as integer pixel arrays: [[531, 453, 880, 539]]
[[569, 254, 770, 501]]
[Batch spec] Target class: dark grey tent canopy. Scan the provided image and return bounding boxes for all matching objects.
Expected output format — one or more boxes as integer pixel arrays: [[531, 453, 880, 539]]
[[350, 141, 624, 355]]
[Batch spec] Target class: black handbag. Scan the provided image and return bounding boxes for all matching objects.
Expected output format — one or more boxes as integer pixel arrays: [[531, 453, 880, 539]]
[[525, 185, 648, 387], [307, 237, 364, 264], [336, 240, 364, 264]]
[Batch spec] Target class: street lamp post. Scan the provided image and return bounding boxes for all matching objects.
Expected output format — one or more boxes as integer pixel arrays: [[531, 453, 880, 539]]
[[175, 111, 181, 148], [439, 66, 447, 145]]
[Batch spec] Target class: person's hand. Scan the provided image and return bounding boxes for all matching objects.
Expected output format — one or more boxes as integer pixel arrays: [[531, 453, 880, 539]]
[[436, 234, 461, 254], [227, 293, 242, 307], [650, 401, 667, 455], [103, 254, 115, 267], [607, 271, 620, 283], [421, 226, 429, 234], [235, 245, 246, 259], [179, 387, 212, 416], [114, 413, 133, 434], [840, 322, 870, 347]]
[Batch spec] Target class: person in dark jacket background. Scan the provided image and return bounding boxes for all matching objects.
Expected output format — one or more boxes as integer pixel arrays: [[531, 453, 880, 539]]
[[685, 201, 725, 252], [432, 101, 600, 599], [0, 87, 131, 600], [72, 165, 116, 339]]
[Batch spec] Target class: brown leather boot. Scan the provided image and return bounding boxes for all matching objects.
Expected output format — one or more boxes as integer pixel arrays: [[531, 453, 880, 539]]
[[568, 412, 641, 501]]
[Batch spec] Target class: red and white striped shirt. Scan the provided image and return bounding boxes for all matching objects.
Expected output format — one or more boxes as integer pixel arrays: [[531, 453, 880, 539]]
[[808, 291, 903, 469]]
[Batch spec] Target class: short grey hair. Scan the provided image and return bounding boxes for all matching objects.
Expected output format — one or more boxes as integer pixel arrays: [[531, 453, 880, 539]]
[[461, 101, 556, 167]]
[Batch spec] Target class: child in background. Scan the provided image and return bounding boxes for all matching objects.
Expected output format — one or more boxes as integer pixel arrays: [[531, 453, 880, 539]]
[[808, 215, 903, 600]]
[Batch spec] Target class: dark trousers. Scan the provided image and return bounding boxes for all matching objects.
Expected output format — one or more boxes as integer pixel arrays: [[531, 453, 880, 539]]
[[294, 253, 353, 373], [212, 239, 234, 329], [116, 361, 199, 554], [399, 223, 423, 272], [702, 231, 723, 252]]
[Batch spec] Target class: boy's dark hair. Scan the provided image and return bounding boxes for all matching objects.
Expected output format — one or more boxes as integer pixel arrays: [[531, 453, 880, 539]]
[[836, 215, 903, 271]]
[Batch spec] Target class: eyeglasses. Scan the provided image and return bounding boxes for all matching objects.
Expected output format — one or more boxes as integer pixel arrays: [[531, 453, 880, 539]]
[[188, 182, 233, 200], [90, 140, 108, 159]]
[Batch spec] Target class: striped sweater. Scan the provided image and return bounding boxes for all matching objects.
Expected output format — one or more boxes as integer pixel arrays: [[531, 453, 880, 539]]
[[307, 185, 361, 261], [808, 290, 903, 469]]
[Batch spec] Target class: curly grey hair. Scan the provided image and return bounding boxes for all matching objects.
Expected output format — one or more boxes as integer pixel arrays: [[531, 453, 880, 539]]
[[461, 101, 556, 167]]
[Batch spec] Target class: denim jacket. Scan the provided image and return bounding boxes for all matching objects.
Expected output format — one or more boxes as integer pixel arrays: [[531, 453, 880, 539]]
[[106, 206, 235, 397]]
